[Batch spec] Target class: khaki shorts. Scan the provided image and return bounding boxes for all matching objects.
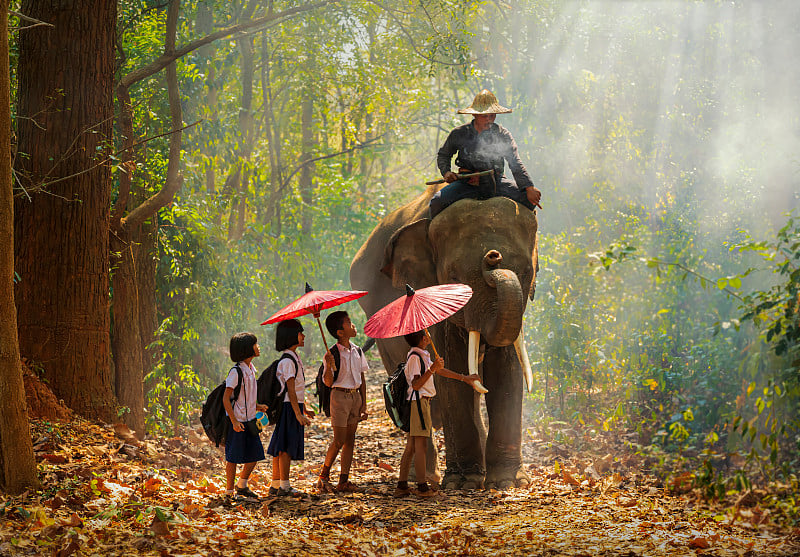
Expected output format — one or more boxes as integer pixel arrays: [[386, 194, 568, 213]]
[[409, 397, 432, 437], [330, 389, 362, 428]]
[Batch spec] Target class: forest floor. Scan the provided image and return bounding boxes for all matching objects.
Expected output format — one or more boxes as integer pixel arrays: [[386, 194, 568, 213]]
[[2, 364, 799, 556]]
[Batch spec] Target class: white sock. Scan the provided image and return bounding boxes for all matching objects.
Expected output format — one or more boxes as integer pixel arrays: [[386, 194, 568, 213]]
[[271, 480, 281, 489], [280, 480, 290, 490]]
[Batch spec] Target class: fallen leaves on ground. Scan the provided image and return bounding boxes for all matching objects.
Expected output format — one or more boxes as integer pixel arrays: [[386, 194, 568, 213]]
[[1, 368, 798, 556]]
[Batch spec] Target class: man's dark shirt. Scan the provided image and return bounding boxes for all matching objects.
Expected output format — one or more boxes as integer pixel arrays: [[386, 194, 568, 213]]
[[436, 122, 535, 191]]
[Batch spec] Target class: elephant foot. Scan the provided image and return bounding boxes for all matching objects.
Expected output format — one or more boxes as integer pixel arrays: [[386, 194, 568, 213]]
[[443, 471, 485, 491], [484, 467, 530, 491]]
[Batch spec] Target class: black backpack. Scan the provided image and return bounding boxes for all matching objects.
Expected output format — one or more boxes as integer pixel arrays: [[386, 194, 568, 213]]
[[383, 353, 425, 432], [315, 345, 363, 417], [257, 353, 299, 425], [200, 365, 243, 447]]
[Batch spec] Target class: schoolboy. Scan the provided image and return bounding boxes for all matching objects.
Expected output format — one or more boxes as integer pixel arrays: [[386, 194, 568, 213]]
[[315, 311, 369, 493], [395, 329, 481, 498]]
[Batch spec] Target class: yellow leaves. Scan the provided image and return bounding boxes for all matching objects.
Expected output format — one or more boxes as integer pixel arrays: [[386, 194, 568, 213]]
[[643, 378, 659, 391]]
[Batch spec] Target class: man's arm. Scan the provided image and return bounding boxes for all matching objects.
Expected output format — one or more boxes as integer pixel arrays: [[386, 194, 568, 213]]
[[503, 130, 536, 191], [437, 129, 460, 177]]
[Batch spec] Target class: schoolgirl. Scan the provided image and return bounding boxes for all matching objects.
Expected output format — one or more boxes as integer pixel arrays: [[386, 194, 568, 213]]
[[222, 332, 268, 500], [266, 319, 316, 496]]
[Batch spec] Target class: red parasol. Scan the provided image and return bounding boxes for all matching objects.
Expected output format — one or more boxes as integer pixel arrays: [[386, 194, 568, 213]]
[[364, 283, 487, 393], [364, 284, 472, 340], [262, 283, 368, 369]]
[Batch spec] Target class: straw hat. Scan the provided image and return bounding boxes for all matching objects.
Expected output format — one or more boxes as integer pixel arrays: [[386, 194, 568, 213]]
[[457, 89, 512, 115]]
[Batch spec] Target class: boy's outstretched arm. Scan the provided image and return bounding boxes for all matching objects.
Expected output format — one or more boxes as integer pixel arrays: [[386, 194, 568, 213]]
[[431, 357, 488, 393]]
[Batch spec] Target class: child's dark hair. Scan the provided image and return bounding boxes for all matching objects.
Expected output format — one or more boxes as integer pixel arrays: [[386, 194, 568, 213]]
[[275, 319, 304, 351], [230, 332, 258, 362], [403, 330, 426, 347], [325, 310, 349, 340]]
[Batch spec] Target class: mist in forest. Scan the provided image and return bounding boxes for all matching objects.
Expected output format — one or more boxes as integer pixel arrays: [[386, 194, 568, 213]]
[[453, 2, 800, 430]]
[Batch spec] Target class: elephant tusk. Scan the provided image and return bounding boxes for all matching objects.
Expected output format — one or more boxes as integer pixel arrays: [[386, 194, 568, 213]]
[[468, 331, 488, 394], [514, 329, 533, 393], [468, 331, 480, 375]]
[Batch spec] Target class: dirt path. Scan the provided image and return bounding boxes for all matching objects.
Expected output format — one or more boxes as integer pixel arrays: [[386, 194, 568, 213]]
[[2, 362, 798, 556]]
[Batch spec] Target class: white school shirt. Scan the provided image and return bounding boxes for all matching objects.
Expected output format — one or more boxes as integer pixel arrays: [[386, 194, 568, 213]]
[[404, 347, 436, 400], [277, 349, 305, 403], [224, 361, 258, 423], [322, 342, 369, 389]]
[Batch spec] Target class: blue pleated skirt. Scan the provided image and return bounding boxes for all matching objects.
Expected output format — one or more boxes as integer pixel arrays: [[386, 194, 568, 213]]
[[266, 402, 305, 460], [224, 421, 265, 464]]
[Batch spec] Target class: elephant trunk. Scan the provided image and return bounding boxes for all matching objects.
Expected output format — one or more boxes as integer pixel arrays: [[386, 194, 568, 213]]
[[481, 267, 524, 347]]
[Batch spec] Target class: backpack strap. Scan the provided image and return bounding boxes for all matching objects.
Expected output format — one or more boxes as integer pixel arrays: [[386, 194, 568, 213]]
[[330, 345, 341, 384], [231, 364, 244, 402], [278, 352, 300, 395]]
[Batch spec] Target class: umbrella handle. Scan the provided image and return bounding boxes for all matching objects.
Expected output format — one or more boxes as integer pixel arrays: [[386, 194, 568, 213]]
[[424, 327, 440, 359], [315, 314, 336, 371]]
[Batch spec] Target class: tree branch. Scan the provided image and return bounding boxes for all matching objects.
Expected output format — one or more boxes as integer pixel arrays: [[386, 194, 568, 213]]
[[277, 133, 386, 194], [117, 1, 335, 89], [120, 0, 184, 233]]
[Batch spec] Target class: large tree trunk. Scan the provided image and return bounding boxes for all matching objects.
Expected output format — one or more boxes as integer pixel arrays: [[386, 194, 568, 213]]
[[0, 1, 40, 493], [14, 0, 117, 420], [112, 0, 183, 437]]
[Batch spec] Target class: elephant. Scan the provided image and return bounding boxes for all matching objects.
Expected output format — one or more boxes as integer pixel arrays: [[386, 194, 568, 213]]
[[350, 185, 538, 489]]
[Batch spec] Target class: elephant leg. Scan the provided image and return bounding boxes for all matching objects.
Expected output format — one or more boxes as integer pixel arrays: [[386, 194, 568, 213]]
[[483, 345, 529, 490], [436, 325, 486, 490]]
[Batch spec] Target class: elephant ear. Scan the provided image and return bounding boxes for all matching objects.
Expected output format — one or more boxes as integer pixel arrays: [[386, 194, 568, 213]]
[[380, 218, 437, 290]]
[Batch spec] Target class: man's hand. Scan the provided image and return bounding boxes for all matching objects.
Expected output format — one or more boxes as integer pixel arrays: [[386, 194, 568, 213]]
[[443, 171, 459, 183], [430, 357, 444, 374], [526, 186, 542, 209], [324, 351, 334, 367], [359, 405, 368, 422], [256, 404, 268, 413], [231, 418, 244, 432]]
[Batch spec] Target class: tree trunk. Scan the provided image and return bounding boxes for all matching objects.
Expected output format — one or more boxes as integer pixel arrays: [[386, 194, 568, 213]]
[[0, 0, 40, 493], [261, 31, 284, 232], [112, 0, 184, 437], [300, 93, 314, 233], [14, 0, 117, 420], [227, 30, 256, 241]]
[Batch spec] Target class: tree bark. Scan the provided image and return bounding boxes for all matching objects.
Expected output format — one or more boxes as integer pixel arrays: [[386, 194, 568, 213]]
[[14, 0, 117, 420], [111, 0, 184, 437], [0, 0, 41, 493]]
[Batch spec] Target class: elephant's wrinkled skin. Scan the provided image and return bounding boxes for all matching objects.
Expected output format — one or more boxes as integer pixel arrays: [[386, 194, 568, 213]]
[[350, 186, 538, 489]]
